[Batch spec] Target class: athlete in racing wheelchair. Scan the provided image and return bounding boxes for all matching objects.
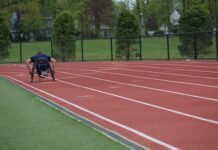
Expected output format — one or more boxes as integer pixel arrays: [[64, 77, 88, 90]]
[[26, 52, 56, 83]]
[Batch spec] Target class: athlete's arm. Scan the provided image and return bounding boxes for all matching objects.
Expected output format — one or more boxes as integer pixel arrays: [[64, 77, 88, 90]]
[[50, 58, 56, 73], [26, 58, 32, 74]]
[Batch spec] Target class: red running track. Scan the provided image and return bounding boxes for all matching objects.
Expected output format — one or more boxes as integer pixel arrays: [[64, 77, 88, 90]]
[[0, 60, 218, 150]]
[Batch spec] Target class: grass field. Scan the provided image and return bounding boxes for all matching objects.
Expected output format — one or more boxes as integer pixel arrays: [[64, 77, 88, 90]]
[[0, 78, 130, 150], [0, 35, 217, 63]]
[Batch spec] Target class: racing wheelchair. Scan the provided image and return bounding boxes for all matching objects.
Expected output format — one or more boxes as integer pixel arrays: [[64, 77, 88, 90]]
[[30, 58, 55, 83]]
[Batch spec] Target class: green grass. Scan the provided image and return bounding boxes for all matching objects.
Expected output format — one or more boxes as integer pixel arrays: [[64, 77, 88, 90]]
[[0, 41, 52, 63], [0, 78, 129, 150], [0, 35, 217, 63], [141, 37, 168, 59]]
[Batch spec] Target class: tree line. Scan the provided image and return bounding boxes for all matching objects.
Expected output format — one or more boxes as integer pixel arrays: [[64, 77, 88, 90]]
[[0, 0, 217, 39], [0, 0, 115, 40], [0, 0, 217, 60]]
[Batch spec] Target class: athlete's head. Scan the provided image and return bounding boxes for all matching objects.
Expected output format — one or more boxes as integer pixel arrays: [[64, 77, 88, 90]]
[[37, 51, 43, 55]]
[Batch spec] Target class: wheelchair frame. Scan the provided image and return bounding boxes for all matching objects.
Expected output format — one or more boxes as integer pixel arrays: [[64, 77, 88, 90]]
[[30, 63, 55, 83]]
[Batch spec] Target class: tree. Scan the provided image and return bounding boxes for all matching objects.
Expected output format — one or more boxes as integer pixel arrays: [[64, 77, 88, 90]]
[[86, 0, 115, 37], [0, 14, 10, 60], [61, 0, 115, 37], [181, 0, 209, 12], [53, 11, 76, 61], [0, 0, 25, 27], [60, 0, 91, 37], [21, 1, 42, 32], [178, 3, 213, 58], [115, 10, 140, 60], [181, 0, 218, 28], [139, 0, 173, 33], [39, 0, 60, 18], [115, 0, 129, 12], [3, 0, 43, 41]]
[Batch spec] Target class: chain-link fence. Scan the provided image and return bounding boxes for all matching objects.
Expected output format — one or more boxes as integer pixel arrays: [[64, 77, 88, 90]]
[[0, 31, 217, 63]]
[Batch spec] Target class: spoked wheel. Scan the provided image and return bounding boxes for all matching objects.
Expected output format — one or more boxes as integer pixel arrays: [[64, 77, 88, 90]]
[[49, 64, 55, 81], [30, 65, 35, 83]]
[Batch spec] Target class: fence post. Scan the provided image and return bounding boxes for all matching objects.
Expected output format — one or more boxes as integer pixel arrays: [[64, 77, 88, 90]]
[[110, 38, 113, 61], [139, 36, 142, 60], [216, 30, 218, 60], [19, 38, 22, 63], [215, 0, 218, 60], [193, 33, 197, 60], [51, 40, 53, 57], [81, 37, 84, 61], [166, 33, 170, 60]]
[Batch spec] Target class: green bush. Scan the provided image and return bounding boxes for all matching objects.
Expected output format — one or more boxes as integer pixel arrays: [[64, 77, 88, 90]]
[[53, 11, 76, 61], [0, 14, 10, 60], [178, 4, 213, 58], [115, 10, 139, 60]]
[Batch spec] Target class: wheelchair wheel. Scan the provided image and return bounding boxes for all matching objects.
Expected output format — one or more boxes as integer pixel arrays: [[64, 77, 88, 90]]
[[49, 64, 55, 81], [31, 65, 35, 83]]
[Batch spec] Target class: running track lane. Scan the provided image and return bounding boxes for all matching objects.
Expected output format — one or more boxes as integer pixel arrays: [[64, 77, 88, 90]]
[[1, 61, 218, 150], [55, 71, 218, 121]]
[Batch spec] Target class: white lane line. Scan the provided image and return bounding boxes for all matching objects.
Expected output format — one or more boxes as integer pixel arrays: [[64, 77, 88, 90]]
[[4, 75, 179, 150], [78, 66, 218, 80], [44, 78, 218, 125], [0, 71, 26, 73], [128, 65, 218, 74], [7, 75, 218, 125], [114, 67, 218, 80], [148, 62, 218, 69], [58, 71, 218, 102], [4, 75, 147, 150], [73, 69, 218, 89], [163, 62, 218, 69]]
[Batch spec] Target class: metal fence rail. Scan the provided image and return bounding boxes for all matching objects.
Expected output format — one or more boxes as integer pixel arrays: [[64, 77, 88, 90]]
[[0, 31, 217, 63]]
